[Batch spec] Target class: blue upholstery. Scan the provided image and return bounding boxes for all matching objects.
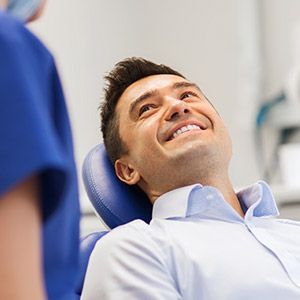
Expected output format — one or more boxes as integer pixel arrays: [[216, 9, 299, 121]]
[[76, 144, 153, 297], [75, 231, 108, 297], [82, 144, 152, 229]]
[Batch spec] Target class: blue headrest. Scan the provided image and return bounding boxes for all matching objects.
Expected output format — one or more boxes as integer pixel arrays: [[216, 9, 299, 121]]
[[82, 144, 152, 229]]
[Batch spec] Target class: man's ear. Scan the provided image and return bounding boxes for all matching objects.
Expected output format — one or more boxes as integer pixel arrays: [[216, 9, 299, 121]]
[[114, 158, 140, 185]]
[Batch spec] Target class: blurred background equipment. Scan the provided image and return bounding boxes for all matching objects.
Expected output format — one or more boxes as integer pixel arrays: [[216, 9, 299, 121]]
[[255, 62, 300, 222], [255, 65, 300, 184]]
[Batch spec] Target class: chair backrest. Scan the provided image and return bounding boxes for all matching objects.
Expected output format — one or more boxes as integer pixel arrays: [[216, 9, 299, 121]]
[[82, 144, 152, 229], [76, 144, 153, 297], [74, 231, 108, 297]]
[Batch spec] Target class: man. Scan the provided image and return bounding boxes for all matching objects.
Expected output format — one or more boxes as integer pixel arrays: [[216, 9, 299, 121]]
[[81, 57, 300, 299], [0, 1, 79, 299]]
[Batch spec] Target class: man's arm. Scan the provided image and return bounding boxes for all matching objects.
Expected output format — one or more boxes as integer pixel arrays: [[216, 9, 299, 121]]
[[0, 176, 46, 300], [81, 221, 181, 300]]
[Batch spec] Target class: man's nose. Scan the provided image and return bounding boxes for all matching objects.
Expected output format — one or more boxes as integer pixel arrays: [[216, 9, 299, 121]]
[[164, 99, 191, 121]]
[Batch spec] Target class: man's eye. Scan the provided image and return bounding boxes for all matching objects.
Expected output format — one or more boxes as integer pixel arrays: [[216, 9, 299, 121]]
[[180, 91, 197, 100], [139, 104, 154, 116]]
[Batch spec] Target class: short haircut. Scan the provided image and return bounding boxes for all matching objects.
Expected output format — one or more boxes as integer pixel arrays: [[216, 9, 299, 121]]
[[100, 57, 185, 164]]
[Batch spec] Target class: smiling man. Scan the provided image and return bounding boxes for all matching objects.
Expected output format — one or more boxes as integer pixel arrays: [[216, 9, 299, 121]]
[[81, 57, 300, 300]]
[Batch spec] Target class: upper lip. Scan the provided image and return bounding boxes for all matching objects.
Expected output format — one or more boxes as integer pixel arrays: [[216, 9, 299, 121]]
[[165, 119, 208, 141]]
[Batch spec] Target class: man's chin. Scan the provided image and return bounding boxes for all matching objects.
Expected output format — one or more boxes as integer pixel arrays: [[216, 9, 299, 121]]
[[168, 143, 211, 162]]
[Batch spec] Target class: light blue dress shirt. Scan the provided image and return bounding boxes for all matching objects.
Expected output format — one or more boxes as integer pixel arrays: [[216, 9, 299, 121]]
[[81, 181, 300, 300]]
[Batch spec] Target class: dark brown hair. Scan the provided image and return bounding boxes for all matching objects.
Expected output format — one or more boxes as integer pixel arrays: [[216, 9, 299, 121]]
[[100, 57, 185, 163]]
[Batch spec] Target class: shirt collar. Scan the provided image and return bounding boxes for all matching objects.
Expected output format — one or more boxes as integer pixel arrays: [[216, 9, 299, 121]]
[[237, 180, 279, 219], [152, 184, 199, 219], [152, 181, 279, 221]]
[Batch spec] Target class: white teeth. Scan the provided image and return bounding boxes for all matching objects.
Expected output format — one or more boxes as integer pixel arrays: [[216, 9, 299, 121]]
[[171, 124, 201, 140], [181, 126, 188, 133]]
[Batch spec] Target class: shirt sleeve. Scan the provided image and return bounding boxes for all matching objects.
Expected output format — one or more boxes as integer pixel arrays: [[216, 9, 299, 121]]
[[81, 221, 182, 300], [0, 16, 69, 220]]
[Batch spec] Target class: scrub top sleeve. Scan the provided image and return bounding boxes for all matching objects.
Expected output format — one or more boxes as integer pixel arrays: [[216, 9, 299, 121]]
[[0, 22, 70, 220]]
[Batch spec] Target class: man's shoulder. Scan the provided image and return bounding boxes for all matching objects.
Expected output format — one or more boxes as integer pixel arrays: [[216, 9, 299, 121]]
[[89, 220, 154, 263], [92, 219, 171, 256], [97, 220, 151, 246], [91, 219, 174, 263]]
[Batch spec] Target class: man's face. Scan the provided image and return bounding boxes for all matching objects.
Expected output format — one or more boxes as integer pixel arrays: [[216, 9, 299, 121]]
[[115, 74, 232, 199]]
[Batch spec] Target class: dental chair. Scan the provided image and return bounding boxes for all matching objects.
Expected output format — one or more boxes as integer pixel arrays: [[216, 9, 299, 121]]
[[74, 144, 152, 297]]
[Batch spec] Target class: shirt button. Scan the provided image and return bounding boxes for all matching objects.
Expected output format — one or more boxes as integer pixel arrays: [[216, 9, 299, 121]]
[[206, 194, 214, 200]]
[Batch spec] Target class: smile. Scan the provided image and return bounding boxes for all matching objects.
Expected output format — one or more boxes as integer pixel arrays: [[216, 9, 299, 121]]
[[171, 124, 202, 140]]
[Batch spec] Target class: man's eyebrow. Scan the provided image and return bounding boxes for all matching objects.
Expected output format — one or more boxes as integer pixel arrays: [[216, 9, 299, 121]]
[[129, 81, 202, 115], [129, 89, 158, 115], [172, 81, 202, 92]]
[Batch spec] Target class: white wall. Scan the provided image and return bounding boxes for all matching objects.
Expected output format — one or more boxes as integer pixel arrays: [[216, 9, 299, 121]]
[[26, 0, 300, 232], [262, 0, 300, 98], [29, 0, 261, 190], [28, 1, 300, 219]]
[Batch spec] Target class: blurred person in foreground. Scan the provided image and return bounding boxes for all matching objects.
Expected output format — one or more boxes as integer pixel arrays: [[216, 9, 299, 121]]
[[82, 57, 300, 300], [0, 1, 80, 299]]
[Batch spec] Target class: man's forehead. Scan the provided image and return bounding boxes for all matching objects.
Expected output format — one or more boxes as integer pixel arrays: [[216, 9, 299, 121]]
[[118, 74, 197, 108], [126, 74, 187, 94]]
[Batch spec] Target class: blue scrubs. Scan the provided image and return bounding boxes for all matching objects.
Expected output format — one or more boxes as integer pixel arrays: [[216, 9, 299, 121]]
[[0, 11, 80, 300]]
